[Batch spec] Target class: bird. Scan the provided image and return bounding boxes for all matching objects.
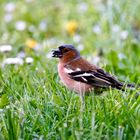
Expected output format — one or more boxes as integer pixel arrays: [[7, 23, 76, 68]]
[[52, 44, 136, 95]]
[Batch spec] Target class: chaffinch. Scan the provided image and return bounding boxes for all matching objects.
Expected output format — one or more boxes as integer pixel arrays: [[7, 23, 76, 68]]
[[52, 44, 135, 94]]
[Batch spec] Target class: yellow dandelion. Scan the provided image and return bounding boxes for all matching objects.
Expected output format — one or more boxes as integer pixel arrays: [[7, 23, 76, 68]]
[[66, 21, 78, 35], [26, 39, 37, 49]]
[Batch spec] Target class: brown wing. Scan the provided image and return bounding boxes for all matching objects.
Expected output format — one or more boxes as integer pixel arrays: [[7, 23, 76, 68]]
[[68, 68, 124, 89]]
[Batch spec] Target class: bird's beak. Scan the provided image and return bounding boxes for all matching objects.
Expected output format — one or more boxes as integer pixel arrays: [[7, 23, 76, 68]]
[[52, 48, 62, 58]]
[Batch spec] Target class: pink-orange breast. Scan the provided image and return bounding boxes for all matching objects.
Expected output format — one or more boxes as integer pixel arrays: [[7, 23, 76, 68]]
[[58, 63, 92, 94]]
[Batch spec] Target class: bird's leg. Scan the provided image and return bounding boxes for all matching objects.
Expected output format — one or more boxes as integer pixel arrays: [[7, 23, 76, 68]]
[[79, 89, 85, 112], [79, 92, 85, 116]]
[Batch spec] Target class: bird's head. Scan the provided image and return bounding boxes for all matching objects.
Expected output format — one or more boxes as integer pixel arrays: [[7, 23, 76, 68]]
[[52, 44, 80, 62]]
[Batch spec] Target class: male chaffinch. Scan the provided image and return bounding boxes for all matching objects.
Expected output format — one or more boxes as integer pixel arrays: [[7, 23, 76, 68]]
[[52, 44, 135, 94]]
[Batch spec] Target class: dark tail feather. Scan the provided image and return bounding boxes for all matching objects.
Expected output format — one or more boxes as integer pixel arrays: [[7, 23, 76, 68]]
[[116, 82, 140, 90], [126, 83, 136, 88], [116, 82, 138, 90]]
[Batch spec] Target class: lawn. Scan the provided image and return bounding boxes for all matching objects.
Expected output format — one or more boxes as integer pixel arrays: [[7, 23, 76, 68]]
[[0, 0, 140, 139]]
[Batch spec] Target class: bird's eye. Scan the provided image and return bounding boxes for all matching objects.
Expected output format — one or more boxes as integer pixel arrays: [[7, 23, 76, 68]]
[[63, 48, 69, 53]]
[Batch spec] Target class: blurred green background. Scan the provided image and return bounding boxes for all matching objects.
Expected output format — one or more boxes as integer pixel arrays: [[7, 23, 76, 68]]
[[0, 0, 139, 51]]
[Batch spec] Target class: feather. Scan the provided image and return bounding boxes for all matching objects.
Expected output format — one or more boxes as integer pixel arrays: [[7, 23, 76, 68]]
[[68, 69, 125, 89]]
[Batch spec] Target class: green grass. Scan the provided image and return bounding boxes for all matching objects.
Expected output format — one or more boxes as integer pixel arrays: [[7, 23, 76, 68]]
[[0, 0, 140, 139]]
